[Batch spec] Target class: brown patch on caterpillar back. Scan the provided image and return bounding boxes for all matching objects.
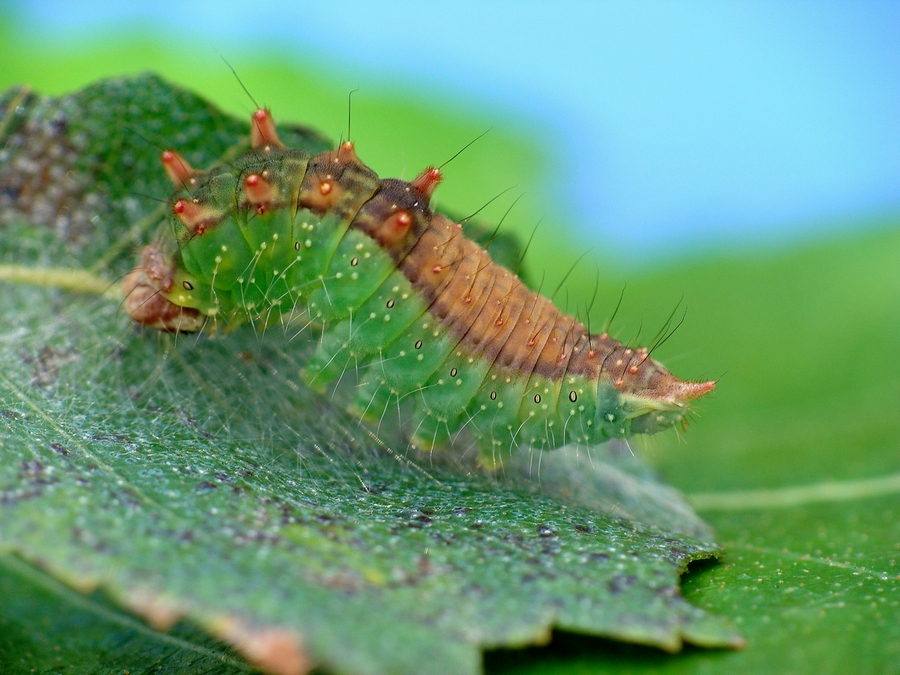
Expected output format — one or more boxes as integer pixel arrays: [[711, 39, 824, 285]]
[[368, 196, 713, 405], [352, 177, 435, 256], [297, 142, 378, 218]]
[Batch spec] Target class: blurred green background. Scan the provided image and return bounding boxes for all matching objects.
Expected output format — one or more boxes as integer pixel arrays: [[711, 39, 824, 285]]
[[1, 4, 899, 674]]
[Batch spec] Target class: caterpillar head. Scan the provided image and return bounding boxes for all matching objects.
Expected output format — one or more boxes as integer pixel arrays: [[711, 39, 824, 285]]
[[123, 264, 204, 332]]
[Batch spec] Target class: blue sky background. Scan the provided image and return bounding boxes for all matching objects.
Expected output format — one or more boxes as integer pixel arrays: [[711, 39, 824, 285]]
[[6, 0, 900, 259]]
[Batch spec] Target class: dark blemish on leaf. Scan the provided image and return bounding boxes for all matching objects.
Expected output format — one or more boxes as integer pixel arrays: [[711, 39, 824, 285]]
[[452, 506, 470, 516], [469, 520, 484, 529], [608, 574, 638, 594], [21, 345, 80, 388], [196, 481, 218, 491], [503, 533, 525, 546], [50, 442, 70, 456], [119, 488, 142, 510], [655, 585, 679, 600], [537, 524, 556, 538], [573, 523, 593, 534], [20, 459, 47, 478], [90, 433, 125, 442], [0, 409, 23, 421], [50, 114, 68, 134], [666, 544, 692, 562], [589, 552, 610, 563]]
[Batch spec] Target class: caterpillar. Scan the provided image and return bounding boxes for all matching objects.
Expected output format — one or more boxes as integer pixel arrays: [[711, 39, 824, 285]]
[[123, 108, 714, 466]]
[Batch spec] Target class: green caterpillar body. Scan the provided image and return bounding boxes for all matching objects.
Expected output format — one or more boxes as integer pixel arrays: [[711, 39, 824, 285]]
[[124, 109, 714, 466]]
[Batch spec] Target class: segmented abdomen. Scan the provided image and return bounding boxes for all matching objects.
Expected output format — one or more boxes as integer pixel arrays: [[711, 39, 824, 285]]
[[123, 109, 713, 465]]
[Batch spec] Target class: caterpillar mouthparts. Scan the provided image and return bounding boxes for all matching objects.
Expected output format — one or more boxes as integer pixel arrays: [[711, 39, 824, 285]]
[[123, 108, 714, 465]]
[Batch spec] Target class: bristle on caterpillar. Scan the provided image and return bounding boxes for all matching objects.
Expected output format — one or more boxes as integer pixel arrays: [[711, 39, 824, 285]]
[[123, 109, 714, 466]]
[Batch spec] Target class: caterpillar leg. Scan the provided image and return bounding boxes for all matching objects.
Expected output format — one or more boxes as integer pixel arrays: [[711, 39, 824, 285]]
[[348, 372, 400, 427], [408, 411, 455, 452]]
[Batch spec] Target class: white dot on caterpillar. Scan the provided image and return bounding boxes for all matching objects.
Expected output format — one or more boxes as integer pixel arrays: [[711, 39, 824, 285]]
[[259, 242, 267, 250], [351, 273, 359, 280], [606, 413, 615, 422], [214, 256, 222, 263], [369, 312, 377, 319], [417, 354, 424, 361], [456, 380, 462, 386], [383, 315, 391, 322], [305, 240, 312, 248], [399, 350, 406, 357], [335, 272, 343, 279]]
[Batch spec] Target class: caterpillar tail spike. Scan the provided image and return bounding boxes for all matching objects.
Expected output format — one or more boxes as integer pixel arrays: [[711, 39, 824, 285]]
[[124, 108, 715, 466]]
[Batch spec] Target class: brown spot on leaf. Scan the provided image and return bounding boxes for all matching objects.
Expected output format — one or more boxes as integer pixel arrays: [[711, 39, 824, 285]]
[[124, 588, 184, 631], [215, 618, 311, 675]]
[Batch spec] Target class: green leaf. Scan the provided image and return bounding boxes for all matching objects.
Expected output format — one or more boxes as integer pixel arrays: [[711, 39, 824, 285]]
[[483, 225, 900, 674], [0, 76, 739, 675], [0, 555, 252, 675]]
